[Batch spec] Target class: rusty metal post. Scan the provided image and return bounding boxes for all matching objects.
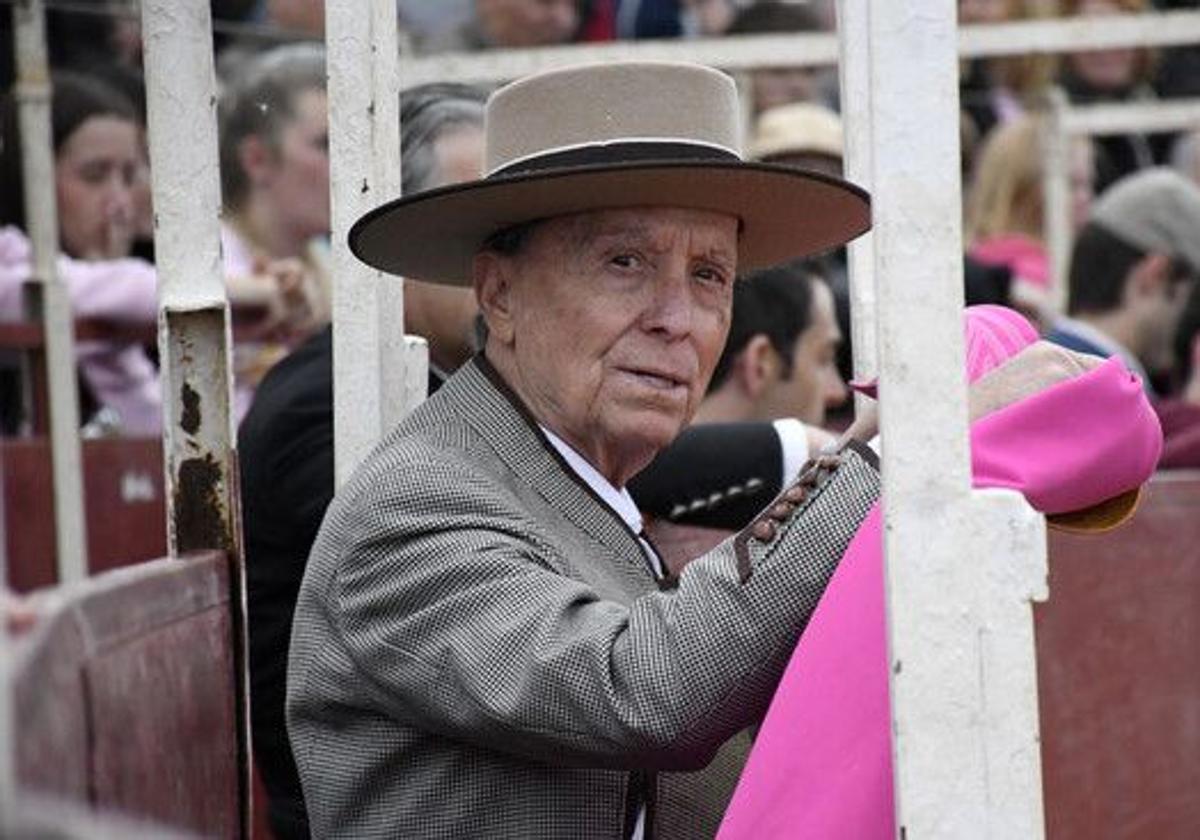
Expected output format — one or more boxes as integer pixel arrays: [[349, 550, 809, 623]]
[[13, 0, 88, 585], [140, 1, 250, 834]]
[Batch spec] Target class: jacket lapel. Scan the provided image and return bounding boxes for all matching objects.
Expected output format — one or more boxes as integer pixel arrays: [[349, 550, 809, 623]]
[[442, 356, 652, 577]]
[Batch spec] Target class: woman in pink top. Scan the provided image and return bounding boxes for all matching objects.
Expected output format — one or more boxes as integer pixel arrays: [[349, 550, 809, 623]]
[[0, 71, 160, 436], [718, 305, 1162, 839]]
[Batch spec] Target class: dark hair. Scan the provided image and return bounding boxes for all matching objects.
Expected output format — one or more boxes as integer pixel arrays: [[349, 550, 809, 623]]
[[1174, 278, 1200, 388], [727, 1, 822, 35], [0, 70, 138, 232], [708, 262, 815, 393], [1066, 221, 1147, 315], [400, 82, 487, 195]]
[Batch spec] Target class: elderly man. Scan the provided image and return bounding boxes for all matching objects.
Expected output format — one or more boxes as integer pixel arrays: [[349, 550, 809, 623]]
[[288, 62, 1082, 839]]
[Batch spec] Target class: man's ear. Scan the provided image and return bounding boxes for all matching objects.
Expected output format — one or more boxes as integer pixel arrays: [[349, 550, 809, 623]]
[[733, 334, 779, 399], [237, 135, 274, 188], [1126, 252, 1172, 302], [473, 251, 515, 345]]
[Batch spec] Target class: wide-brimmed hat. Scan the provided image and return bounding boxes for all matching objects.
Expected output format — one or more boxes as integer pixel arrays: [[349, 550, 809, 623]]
[[349, 61, 871, 286], [750, 102, 844, 163]]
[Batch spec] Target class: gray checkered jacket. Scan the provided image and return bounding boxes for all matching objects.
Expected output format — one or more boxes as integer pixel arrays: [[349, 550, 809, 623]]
[[287, 356, 880, 839]]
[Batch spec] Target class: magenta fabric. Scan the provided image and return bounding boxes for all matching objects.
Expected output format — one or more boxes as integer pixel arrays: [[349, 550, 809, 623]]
[[717, 306, 1162, 840], [969, 234, 1051, 291]]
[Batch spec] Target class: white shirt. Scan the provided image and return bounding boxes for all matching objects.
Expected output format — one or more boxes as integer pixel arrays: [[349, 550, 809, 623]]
[[539, 425, 661, 839]]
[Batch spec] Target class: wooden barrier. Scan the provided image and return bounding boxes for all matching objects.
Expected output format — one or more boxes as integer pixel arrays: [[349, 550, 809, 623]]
[[1038, 471, 1200, 839], [1, 437, 167, 592], [9, 551, 241, 835], [647, 471, 1200, 836]]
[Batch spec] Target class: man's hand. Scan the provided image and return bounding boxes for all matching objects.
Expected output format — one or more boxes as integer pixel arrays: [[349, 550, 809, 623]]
[[837, 342, 1105, 446]]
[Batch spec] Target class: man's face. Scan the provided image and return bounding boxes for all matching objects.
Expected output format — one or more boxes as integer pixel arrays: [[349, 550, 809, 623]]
[[756, 279, 847, 425], [478, 207, 738, 485], [1137, 265, 1194, 374], [478, 0, 579, 48]]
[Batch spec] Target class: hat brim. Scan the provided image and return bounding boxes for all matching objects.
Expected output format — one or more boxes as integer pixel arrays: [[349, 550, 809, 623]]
[[1046, 486, 1142, 534], [349, 160, 870, 286]]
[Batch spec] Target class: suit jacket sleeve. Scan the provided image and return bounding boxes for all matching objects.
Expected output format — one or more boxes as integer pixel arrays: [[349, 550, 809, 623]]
[[322, 441, 879, 774], [629, 422, 784, 530]]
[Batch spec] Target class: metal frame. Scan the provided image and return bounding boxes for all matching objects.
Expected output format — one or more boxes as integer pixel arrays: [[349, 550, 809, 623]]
[[400, 10, 1200, 89], [140, 1, 250, 833], [326, 0, 428, 487], [843, 1, 1049, 835], [13, 0, 87, 585], [1041, 91, 1200, 310]]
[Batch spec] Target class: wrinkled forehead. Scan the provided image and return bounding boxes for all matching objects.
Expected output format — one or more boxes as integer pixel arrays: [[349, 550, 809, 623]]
[[540, 205, 741, 253]]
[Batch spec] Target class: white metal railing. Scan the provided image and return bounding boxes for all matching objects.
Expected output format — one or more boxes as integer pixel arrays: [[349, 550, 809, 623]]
[[13, 0, 87, 585], [1042, 92, 1200, 309], [842, 1, 1048, 834], [400, 10, 1200, 89], [326, 0, 428, 488]]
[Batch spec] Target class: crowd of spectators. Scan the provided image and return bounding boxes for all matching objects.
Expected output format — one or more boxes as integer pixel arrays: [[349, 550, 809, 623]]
[[1, 0, 1199, 467]]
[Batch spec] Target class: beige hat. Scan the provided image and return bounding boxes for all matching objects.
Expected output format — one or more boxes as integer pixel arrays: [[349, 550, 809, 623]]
[[750, 102, 844, 163], [350, 61, 870, 285]]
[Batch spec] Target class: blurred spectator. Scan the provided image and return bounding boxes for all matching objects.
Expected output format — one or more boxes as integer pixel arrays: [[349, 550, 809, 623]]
[[397, 0, 474, 40], [1156, 278, 1200, 467], [613, 0, 739, 39], [1060, 0, 1175, 192], [0, 72, 160, 436], [218, 42, 330, 417], [695, 263, 847, 435], [419, 0, 583, 52], [965, 114, 1094, 328], [1048, 168, 1200, 395], [750, 101, 843, 178], [266, 0, 325, 36], [1169, 126, 1200, 186], [959, 0, 1058, 139], [727, 0, 826, 113]]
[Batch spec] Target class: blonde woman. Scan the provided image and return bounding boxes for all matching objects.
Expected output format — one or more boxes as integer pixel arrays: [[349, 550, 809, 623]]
[[965, 114, 1094, 327]]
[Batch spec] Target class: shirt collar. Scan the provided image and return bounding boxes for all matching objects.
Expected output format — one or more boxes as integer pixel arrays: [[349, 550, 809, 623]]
[[540, 425, 644, 534]]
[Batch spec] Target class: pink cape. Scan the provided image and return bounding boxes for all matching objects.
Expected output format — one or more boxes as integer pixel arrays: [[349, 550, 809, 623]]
[[716, 306, 1162, 840]]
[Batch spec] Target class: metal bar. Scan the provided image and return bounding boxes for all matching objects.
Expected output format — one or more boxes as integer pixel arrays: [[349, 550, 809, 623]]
[[13, 0, 88, 585], [1039, 94, 1200, 310], [326, 0, 414, 487], [835, 0, 878, 411], [399, 11, 1200, 89], [1060, 97, 1200, 137], [140, 1, 251, 835], [856, 1, 1047, 835], [1041, 89, 1073, 314]]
